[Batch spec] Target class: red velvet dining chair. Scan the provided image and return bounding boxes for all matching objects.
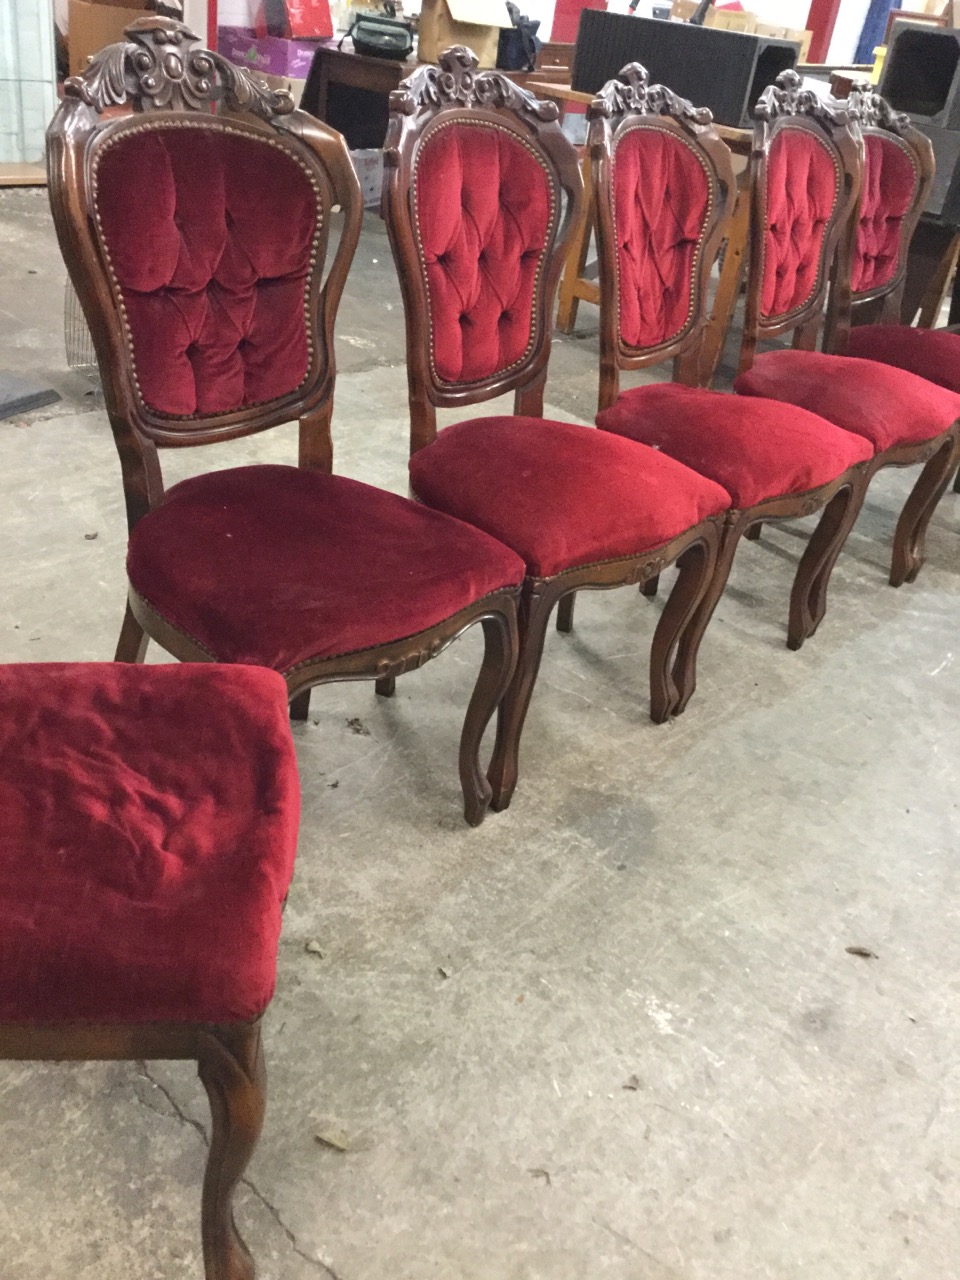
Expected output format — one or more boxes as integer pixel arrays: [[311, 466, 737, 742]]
[[839, 86, 960, 493], [382, 46, 731, 810], [0, 661, 300, 1279], [734, 73, 960, 588], [580, 65, 874, 712], [47, 18, 524, 826]]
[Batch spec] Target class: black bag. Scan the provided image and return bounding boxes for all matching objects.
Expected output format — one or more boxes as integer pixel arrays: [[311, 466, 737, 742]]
[[340, 13, 414, 60], [496, 1, 540, 72]]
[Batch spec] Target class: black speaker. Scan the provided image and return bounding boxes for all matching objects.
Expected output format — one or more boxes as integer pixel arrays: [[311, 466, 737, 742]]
[[570, 12, 800, 129], [879, 24, 960, 128], [878, 24, 960, 223]]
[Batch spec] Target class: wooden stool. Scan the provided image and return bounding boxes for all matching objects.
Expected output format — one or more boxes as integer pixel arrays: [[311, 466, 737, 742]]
[[0, 662, 300, 1279]]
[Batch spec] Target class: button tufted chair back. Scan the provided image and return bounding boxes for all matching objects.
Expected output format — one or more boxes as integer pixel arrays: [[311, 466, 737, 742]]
[[738, 71, 862, 373], [845, 86, 934, 325], [586, 63, 737, 403], [47, 17, 361, 528], [383, 46, 583, 454]]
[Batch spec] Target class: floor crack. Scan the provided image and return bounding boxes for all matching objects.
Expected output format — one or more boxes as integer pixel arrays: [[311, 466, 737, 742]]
[[136, 1064, 340, 1278]]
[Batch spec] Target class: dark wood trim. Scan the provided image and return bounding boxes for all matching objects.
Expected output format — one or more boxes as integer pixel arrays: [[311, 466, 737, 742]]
[[382, 46, 585, 454], [866, 427, 960, 586], [487, 517, 725, 811], [839, 85, 937, 335], [129, 585, 521, 826], [738, 71, 862, 374], [583, 64, 871, 711], [48, 20, 522, 826], [0, 1018, 266, 1279], [586, 62, 738, 410]]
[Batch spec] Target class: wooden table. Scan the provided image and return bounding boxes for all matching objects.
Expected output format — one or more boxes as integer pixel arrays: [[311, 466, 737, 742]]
[[300, 43, 417, 150]]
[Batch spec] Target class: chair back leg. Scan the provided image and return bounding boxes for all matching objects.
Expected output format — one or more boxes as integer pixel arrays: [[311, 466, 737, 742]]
[[890, 433, 960, 588]]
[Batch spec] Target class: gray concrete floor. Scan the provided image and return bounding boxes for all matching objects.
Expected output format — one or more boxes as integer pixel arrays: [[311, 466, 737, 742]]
[[1, 187, 959, 1280]]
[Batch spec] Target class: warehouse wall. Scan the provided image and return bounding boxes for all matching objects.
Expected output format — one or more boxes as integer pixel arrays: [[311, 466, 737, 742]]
[[0, 0, 58, 165]]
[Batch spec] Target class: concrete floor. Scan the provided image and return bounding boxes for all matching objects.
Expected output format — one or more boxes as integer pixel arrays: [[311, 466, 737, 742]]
[[1, 186, 959, 1280]]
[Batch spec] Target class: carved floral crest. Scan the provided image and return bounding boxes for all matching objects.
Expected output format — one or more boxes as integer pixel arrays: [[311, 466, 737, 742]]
[[64, 17, 294, 118], [846, 83, 912, 133], [390, 45, 558, 122], [588, 63, 713, 128], [755, 69, 850, 127]]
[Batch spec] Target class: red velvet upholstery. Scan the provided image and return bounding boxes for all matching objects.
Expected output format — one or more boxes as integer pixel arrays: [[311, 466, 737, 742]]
[[852, 135, 918, 295], [414, 122, 552, 383], [127, 464, 524, 670], [94, 127, 319, 417], [613, 126, 709, 350], [0, 662, 299, 1024], [847, 324, 960, 394], [596, 383, 872, 508], [762, 128, 839, 319], [735, 350, 960, 452], [408, 417, 730, 579]]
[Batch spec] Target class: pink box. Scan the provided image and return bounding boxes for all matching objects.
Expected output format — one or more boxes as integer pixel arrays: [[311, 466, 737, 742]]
[[217, 26, 323, 80]]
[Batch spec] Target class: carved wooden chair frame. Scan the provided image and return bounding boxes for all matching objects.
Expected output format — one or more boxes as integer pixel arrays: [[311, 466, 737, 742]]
[[382, 44, 584, 454], [381, 48, 725, 811], [843, 84, 935, 326], [738, 72, 960, 589], [583, 64, 871, 719], [588, 63, 738, 412], [738, 70, 864, 376], [48, 19, 520, 825], [0, 1018, 266, 1279]]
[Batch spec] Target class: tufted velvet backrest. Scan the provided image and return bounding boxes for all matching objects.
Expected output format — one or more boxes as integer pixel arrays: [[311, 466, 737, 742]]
[[413, 120, 554, 385], [760, 126, 841, 322], [852, 132, 921, 297], [611, 125, 712, 352], [93, 125, 322, 419]]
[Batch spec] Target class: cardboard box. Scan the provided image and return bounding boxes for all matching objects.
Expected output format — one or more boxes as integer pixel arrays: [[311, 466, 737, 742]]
[[350, 147, 384, 208], [68, 0, 152, 76], [418, 0, 511, 69], [218, 25, 321, 79]]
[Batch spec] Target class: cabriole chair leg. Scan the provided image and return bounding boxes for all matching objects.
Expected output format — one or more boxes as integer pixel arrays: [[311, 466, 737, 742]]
[[889, 436, 959, 587], [788, 481, 863, 650], [459, 610, 519, 826], [198, 1024, 266, 1280]]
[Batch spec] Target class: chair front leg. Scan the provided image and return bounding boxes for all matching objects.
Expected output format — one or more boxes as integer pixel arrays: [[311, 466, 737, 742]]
[[657, 524, 730, 721], [198, 1024, 266, 1280], [458, 607, 520, 826], [788, 478, 864, 650], [488, 580, 556, 813], [890, 434, 960, 587]]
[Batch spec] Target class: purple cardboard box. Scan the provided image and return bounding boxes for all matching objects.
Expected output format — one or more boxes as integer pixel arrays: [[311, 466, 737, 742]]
[[217, 26, 322, 80]]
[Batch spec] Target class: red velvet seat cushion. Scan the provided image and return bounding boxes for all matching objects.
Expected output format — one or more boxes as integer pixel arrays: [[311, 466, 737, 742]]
[[847, 325, 960, 395], [596, 383, 872, 508], [414, 121, 552, 383], [0, 662, 299, 1024], [735, 350, 960, 452], [852, 134, 919, 296], [408, 417, 730, 579], [94, 127, 319, 417], [613, 126, 710, 350], [127, 465, 524, 672], [762, 129, 840, 320]]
